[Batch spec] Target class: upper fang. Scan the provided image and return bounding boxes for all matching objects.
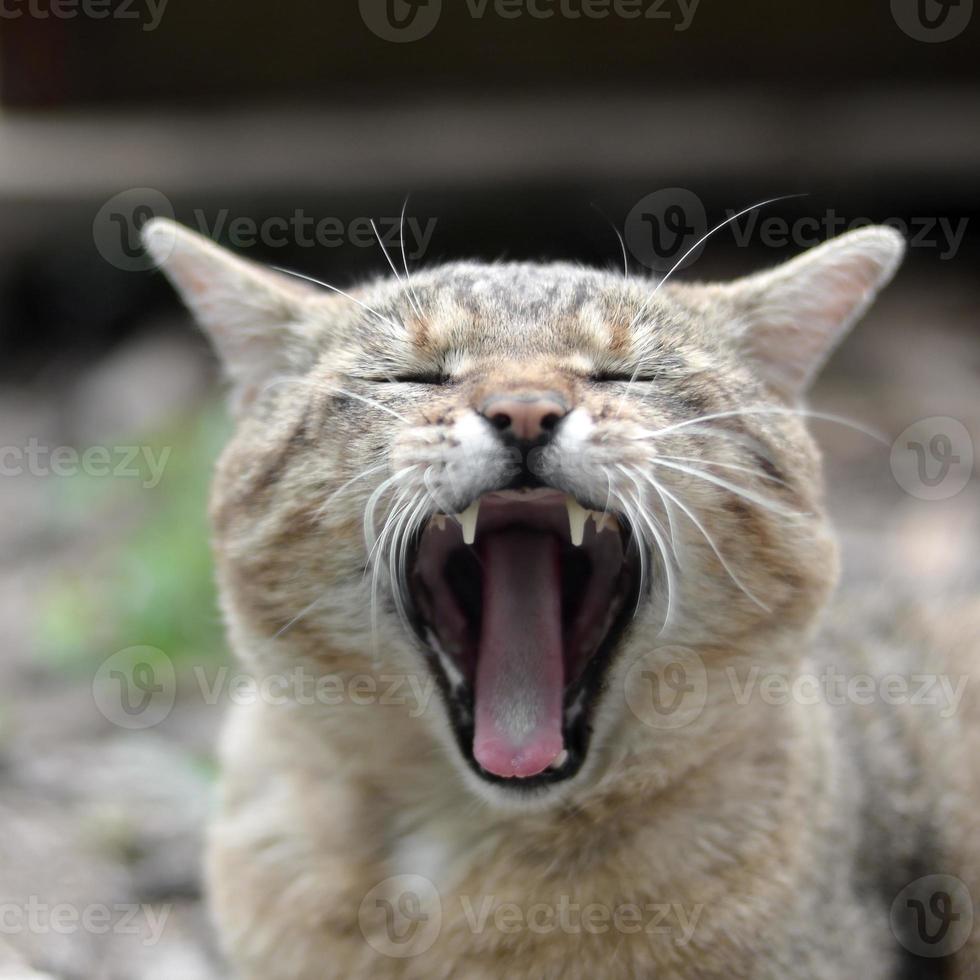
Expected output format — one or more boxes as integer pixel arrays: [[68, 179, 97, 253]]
[[593, 512, 617, 534], [457, 500, 480, 545], [565, 496, 588, 547]]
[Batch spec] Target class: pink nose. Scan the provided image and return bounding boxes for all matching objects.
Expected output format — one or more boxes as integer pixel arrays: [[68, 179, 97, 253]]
[[480, 392, 569, 441]]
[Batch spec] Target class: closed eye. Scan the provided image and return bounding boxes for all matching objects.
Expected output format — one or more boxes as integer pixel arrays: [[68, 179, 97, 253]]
[[591, 371, 659, 383], [359, 371, 451, 385], [390, 372, 451, 385]]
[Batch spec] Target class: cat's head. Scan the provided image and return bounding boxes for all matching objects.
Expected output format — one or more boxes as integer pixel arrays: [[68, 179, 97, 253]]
[[144, 219, 903, 806]]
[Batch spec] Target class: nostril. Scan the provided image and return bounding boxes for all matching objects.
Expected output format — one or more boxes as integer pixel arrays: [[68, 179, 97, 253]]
[[480, 392, 569, 440]]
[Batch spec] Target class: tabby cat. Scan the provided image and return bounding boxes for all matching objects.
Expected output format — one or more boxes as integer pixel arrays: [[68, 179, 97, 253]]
[[143, 216, 979, 979]]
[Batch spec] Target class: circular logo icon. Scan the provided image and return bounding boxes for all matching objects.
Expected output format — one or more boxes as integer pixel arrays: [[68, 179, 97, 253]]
[[359, 0, 442, 42], [890, 874, 974, 957], [890, 417, 974, 500], [92, 646, 176, 730], [358, 874, 442, 958], [93, 188, 175, 272], [625, 188, 707, 274], [891, 0, 973, 41], [625, 645, 708, 730]]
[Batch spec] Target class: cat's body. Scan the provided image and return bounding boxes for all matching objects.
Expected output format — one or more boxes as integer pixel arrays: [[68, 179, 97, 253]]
[[143, 220, 980, 979], [206, 596, 979, 980]]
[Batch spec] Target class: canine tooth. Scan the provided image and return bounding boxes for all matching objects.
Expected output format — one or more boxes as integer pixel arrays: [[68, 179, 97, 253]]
[[549, 750, 569, 770], [565, 496, 588, 547], [592, 512, 617, 534], [457, 500, 480, 545], [432, 514, 447, 531]]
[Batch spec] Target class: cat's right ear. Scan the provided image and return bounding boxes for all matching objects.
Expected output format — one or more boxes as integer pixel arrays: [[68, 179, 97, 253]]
[[142, 218, 329, 399], [718, 225, 905, 400]]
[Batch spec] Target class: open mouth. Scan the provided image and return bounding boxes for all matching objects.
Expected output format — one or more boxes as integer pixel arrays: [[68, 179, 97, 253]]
[[407, 489, 642, 789]]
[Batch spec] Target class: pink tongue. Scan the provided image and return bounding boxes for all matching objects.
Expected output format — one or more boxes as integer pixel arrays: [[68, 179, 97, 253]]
[[473, 529, 565, 778]]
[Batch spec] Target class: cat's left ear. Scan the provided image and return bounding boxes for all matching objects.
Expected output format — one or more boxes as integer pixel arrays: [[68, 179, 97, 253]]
[[141, 218, 332, 398], [721, 225, 905, 399]]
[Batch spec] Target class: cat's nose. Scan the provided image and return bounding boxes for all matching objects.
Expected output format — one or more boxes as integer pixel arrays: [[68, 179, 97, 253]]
[[480, 392, 569, 442]]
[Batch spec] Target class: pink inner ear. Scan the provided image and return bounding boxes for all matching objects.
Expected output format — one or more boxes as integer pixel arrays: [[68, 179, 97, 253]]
[[145, 220, 323, 393], [730, 229, 904, 399]]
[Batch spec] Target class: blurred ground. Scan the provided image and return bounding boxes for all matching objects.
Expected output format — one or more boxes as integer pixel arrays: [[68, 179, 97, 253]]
[[0, 262, 977, 978]]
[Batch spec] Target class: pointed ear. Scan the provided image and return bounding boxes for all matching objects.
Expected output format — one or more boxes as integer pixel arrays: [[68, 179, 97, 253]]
[[722, 225, 905, 399], [142, 218, 330, 397]]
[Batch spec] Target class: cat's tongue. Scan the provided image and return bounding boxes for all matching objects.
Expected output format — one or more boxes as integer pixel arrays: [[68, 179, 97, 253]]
[[473, 529, 565, 778]]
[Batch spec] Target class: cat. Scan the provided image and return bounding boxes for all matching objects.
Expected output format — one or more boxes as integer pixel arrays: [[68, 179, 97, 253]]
[[143, 216, 980, 979]]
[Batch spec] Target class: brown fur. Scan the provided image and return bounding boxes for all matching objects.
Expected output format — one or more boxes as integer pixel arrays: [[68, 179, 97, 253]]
[[142, 219, 979, 979]]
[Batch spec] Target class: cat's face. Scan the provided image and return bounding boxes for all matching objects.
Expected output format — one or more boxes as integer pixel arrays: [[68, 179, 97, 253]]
[[145, 221, 903, 807]]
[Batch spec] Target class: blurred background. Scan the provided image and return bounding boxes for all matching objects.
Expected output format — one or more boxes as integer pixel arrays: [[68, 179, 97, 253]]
[[0, 2, 978, 976]]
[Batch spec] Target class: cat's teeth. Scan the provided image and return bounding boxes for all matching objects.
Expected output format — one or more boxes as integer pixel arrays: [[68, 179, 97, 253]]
[[592, 512, 617, 534], [548, 749, 569, 770], [431, 514, 447, 531], [457, 500, 481, 545], [565, 496, 589, 547]]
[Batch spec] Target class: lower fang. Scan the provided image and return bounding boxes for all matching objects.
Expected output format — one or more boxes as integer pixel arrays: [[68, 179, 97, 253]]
[[549, 750, 569, 770]]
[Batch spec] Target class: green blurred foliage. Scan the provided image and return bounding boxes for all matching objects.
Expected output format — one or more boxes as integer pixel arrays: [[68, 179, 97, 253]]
[[38, 401, 231, 675]]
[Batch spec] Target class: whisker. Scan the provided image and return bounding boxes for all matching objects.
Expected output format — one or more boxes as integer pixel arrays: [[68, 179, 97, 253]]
[[364, 467, 421, 554], [272, 265, 405, 334], [283, 460, 419, 644], [654, 454, 787, 486], [645, 473, 771, 612], [423, 465, 463, 528], [589, 202, 630, 281], [609, 222, 631, 327], [315, 462, 390, 520], [628, 194, 807, 330], [365, 468, 433, 649], [275, 595, 327, 638], [648, 457, 803, 518], [617, 194, 807, 411], [316, 384, 413, 424], [259, 375, 413, 425], [371, 217, 409, 288], [610, 489, 650, 618], [366, 483, 414, 567], [637, 406, 887, 444], [615, 470, 677, 632], [600, 419, 774, 461], [371, 215, 427, 325], [394, 490, 430, 590], [368, 485, 416, 648], [399, 197, 427, 322], [617, 463, 678, 563], [387, 489, 425, 625]]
